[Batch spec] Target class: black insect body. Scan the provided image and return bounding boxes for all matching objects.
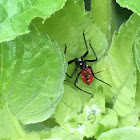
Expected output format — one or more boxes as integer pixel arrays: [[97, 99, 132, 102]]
[[64, 33, 111, 97]]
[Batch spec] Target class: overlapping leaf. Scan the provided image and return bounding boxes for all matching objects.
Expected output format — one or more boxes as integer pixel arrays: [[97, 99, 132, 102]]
[[0, 26, 66, 124], [0, 0, 67, 43], [116, 0, 140, 16], [98, 127, 140, 140]]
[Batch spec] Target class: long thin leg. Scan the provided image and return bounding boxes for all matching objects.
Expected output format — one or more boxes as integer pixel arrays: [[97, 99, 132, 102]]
[[64, 44, 67, 55], [94, 75, 111, 87], [74, 71, 93, 97], [66, 65, 78, 78], [64, 44, 78, 78], [81, 33, 89, 58], [67, 59, 75, 65], [64, 44, 75, 65], [88, 66, 111, 87], [85, 43, 97, 62]]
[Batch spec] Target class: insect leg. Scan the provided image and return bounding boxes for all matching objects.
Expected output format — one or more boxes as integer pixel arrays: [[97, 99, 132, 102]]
[[64, 44, 67, 55], [94, 75, 112, 87], [64, 44, 75, 65], [64, 44, 77, 77], [85, 43, 97, 62], [66, 65, 78, 78], [81, 33, 89, 58]]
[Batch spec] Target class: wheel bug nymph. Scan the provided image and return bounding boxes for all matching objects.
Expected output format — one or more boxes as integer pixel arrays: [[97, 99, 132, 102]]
[[64, 33, 111, 97]]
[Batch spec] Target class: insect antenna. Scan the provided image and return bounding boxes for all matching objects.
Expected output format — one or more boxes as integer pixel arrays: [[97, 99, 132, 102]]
[[94, 61, 112, 74]]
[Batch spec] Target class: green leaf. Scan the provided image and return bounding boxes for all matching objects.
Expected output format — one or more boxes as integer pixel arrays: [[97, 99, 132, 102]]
[[116, 0, 140, 16], [0, 103, 25, 139], [93, 13, 140, 127], [111, 14, 139, 127], [0, 26, 66, 124], [103, 13, 139, 126], [98, 14, 140, 126], [0, 0, 67, 43], [0, 103, 40, 140], [97, 126, 140, 140]]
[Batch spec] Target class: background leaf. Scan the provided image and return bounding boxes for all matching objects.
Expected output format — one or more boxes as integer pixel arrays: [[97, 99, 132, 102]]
[[97, 126, 140, 140], [116, 0, 140, 15], [0, 0, 67, 43], [0, 26, 66, 124], [111, 14, 139, 127], [0, 103, 40, 140], [100, 13, 139, 126]]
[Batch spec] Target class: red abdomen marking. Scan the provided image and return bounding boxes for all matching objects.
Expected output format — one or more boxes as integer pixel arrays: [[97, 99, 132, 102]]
[[81, 67, 94, 85]]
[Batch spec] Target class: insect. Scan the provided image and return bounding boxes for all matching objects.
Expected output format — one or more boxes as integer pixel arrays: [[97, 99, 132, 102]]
[[64, 33, 111, 97]]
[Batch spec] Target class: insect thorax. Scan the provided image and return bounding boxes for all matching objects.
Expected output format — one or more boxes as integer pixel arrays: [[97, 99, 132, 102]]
[[75, 58, 87, 69]]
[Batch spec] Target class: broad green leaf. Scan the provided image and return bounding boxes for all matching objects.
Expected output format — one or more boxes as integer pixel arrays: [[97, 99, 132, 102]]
[[0, 103, 40, 140], [98, 13, 139, 126], [97, 126, 140, 140], [0, 26, 66, 124], [116, 0, 140, 16], [110, 14, 139, 126], [0, 103, 25, 139], [0, 0, 67, 43]]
